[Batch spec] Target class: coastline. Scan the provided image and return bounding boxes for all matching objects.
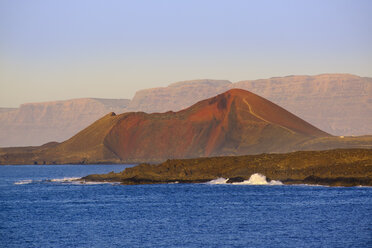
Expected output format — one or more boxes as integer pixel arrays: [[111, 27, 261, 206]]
[[82, 149, 372, 187], [81, 176, 372, 187]]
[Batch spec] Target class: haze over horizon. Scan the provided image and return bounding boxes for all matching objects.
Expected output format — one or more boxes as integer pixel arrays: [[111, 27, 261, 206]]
[[1, 0, 371, 107]]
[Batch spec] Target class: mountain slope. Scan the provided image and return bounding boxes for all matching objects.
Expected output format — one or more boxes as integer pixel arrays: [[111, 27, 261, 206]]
[[104, 89, 328, 162], [0, 89, 331, 164]]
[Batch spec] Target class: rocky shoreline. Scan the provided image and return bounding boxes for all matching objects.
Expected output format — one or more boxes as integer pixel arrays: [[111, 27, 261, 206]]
[[82, 149, 372, 187]]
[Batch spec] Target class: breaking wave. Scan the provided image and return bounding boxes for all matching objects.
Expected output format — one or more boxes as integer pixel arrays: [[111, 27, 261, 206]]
[[48, 177, 81, 183], [207, 173, 283, 185], [14, 177, 118, 185], [14, 179, 33, 185], [207, 178, 229, 184], [234, 173, 283, 185]]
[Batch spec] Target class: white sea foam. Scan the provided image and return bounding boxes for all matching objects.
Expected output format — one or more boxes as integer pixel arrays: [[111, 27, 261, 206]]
[[206, 173, 283, 186], [207, 177, 228, 184], [49, 177, 81, 183], [79, 181, 120, 185], [50, 177, 119, 185], [14, 177, 119, 185], [233, 173, 283, 185], [14, 179, 33, 185]]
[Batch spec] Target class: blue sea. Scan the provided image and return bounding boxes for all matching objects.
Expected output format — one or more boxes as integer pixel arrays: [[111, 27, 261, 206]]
[[1, 164, 371, 248]]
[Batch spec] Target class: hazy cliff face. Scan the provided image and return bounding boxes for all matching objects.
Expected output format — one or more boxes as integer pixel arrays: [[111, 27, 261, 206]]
[[125, 74, 372, 136], [0, 74, 370, 147], [233, 74, 372, 136], [126, 79, 232, 113], [0, 98, 130, 147], [0, 108, 16, 113]]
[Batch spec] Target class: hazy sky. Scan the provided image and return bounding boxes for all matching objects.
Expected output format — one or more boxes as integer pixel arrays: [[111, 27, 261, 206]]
[[1, 0, 371, 107]]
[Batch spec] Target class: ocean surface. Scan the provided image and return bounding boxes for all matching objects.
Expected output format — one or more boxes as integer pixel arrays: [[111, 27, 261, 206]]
[[1, 164, 371, 248]]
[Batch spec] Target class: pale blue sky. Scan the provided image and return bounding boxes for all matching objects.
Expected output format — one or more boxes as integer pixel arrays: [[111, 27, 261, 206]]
[[1, 0, 371, 107]]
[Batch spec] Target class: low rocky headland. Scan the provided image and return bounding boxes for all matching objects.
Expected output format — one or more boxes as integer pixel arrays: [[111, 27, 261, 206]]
[[82, 149, 372, 187]]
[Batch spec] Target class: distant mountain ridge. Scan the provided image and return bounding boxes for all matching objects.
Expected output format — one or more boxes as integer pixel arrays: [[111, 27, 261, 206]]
[[0, 73, 371, 147], [0, 98, 130, 147], [0, 108, 16, 113], [125, 79, 232, 113]]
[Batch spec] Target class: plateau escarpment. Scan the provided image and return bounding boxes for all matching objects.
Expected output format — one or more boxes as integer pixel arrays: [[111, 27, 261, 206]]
[[0, 98, 130, 147], [126, 79, 232, 113]]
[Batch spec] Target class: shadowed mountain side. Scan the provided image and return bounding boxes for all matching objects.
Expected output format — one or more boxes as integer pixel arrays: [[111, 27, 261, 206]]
[[0, 89, 334, 165], [82, 149, 372, 187]]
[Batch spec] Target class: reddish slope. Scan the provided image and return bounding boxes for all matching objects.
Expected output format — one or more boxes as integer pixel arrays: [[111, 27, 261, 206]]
[[102, 89, 329, 161], [0, 89, 330, 164]]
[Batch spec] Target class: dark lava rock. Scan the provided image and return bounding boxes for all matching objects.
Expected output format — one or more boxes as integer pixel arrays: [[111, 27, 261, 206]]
[[226, 177, 246, 183]]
